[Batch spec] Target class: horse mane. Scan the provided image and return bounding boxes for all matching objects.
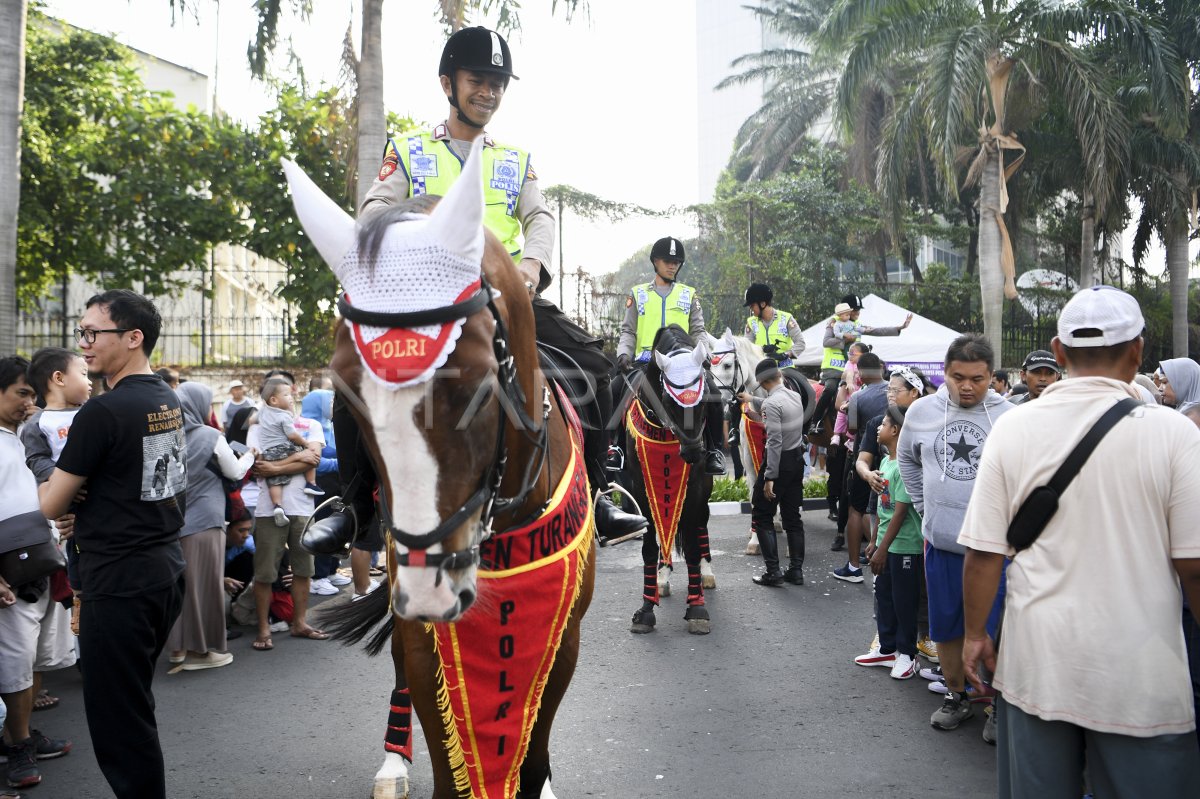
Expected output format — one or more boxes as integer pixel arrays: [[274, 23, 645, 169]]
[[355, 194, 442, 272], [644, 324, 694, 385]]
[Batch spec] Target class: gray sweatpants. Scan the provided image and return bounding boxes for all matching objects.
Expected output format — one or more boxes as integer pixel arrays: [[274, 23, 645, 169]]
[[996, 695, 1200, 798]]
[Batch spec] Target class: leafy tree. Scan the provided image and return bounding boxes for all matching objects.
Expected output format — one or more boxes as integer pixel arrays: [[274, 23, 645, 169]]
[[19, 16, 246, 305], [819, 0, 1189, 362]]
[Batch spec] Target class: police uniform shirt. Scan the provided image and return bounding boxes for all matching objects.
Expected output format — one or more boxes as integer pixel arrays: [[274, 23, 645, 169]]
[[746, 384, 806, 480], [744, 311, 806, 358], [361, 125, 556, 292], [616, 284, 707, 360]]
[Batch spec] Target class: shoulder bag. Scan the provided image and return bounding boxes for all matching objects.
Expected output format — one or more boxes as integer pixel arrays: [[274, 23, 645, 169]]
[[1006, 397, 1141, 552], [0, 510, 66, 588]]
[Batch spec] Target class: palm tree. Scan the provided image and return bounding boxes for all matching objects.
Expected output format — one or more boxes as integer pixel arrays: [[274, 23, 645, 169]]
[[1126, 0, 1200, 357], [0, 0, 27, 355], [717, 0, 838, 181], [820, 0, 1188, 360]]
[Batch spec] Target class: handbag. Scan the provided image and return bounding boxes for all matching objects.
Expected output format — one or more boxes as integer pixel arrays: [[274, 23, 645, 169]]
[[1006, 397, 1141, 552], [0, 511, 67, 588]]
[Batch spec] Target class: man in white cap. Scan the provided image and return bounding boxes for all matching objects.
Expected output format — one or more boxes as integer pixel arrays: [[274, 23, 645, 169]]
[[221, 380, 253, 431], [959, 286, 1200, 795]]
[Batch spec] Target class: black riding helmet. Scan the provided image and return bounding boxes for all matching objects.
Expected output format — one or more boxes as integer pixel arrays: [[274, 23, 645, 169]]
[[744, 283, 773, 307], [650, 237, 685, 283], [439, 27, 519, 128]]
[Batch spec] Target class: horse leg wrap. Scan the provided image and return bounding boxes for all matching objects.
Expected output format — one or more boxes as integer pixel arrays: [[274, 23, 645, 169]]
[[686, 563, 705, 607], [699, 527, 711, 563], [384, 687, 413, 761], [642, 564, 660, 605]]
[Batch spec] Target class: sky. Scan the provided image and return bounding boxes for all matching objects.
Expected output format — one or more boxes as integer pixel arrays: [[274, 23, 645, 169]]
[[41, 0, 702, 298], [39, 0, 1193, 292]]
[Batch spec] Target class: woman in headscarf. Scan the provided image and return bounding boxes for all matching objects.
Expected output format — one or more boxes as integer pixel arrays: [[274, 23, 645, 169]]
[[168, 382, 255, 671], [1158, 358, 1200, 413], [225, 405, 259, 514]]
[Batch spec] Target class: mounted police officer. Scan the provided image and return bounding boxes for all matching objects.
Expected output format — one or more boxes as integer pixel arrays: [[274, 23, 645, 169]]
[[743, 283, 805, 367], [305, 26, 644, 553], [615, 236, 727, 476], [808, 293, 911, 435]]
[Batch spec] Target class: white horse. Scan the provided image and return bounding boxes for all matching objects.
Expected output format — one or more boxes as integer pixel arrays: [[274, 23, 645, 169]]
[[703, 330, 775, 557]]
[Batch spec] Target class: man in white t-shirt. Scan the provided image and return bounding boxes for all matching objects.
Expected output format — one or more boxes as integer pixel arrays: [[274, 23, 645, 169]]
[[960, 286, 1200, 797], [244, 374, 329, 651]]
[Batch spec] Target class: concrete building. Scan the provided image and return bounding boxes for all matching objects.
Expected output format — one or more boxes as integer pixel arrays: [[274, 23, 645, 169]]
[[19, 19, 293, 366]]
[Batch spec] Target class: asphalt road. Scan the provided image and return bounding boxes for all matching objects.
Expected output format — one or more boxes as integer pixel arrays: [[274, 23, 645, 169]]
[[31, 511, 996, 798]]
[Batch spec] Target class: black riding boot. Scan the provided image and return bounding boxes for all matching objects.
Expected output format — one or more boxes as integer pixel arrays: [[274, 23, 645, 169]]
[[583, 372, 646, 541], [702, 379, 727, 476], [751, 523, 783, 586], [301, 393, 376, 555], [782, 527, 805, 585]]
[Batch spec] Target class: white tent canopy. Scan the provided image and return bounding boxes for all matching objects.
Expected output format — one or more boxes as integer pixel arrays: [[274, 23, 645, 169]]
[[793, 293, 963, 371]]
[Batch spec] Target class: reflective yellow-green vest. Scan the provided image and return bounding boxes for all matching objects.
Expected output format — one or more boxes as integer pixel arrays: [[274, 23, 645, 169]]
[[746, 310, 796, 352], [394, 132, 529, 261], [820, 316, 848, 372], [632, 281, 695, 361]]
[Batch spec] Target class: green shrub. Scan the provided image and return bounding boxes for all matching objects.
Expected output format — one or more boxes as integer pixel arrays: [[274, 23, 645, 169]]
[[710, 477, 750, 502], [803, 473, 829, 499]]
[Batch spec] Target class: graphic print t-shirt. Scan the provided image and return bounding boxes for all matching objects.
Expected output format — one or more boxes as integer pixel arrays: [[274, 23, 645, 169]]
[[56, 374, 186, 599]]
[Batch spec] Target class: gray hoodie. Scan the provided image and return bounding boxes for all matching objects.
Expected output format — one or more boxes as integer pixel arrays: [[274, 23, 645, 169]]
[[897, 384, 1012, 554]]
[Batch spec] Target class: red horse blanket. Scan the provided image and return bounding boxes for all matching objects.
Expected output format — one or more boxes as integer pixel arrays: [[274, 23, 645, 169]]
[[431, 401, 593, 799], [743, 410, 766, 476], [625, 398, 692, 565]]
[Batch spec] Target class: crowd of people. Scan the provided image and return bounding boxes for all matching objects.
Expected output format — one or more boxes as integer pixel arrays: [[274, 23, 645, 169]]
[[0, 290, 383, 797], [3, 15, 1199, 797], [743, 286, 1200, 795]]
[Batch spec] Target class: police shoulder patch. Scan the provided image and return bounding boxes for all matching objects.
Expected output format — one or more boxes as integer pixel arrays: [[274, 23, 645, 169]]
[[525, 160, 537, 181], [378, 154, 398, 181]]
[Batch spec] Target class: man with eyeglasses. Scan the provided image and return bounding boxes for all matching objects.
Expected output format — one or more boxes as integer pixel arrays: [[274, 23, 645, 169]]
[[39, 290, 185, 799]]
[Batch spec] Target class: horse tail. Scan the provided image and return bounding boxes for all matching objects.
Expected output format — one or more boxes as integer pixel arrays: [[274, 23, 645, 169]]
[[316, 585, 394, 657]]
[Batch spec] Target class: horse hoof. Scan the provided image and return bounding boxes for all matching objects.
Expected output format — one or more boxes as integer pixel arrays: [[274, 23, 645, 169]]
[[372, 753, 409, 799], [700, 560, 717, 590], [687, 618, 711, 635], [631, 607, 656, 634]]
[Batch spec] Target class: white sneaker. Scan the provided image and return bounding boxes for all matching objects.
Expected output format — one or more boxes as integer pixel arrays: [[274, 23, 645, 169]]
[[328, 573, 352, 587], [180, 651, 234, 671], [352, 579, 382, 602], [269, 620, 290, 633], [890, 653, 918, 680], [272, 506, 289, 527], [854, 646, 897, 668], [309, 577, 338, 596]]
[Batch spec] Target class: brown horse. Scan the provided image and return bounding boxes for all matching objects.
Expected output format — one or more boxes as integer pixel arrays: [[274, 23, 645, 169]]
[[283, 141, 593, 799]]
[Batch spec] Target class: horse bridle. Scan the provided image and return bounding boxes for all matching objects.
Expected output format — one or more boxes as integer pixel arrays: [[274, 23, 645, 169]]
[[338, 275, 551, 576], [625, 352, 709, 452], [707, 350, 745, 406]]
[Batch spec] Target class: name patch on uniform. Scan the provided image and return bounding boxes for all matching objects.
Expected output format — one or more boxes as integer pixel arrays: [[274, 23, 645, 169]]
[[490, 151, 521, 193], [410, 153, 438, 178]]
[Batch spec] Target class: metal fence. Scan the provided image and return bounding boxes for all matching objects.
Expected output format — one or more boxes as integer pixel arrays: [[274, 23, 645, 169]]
[[17, 312, 292, 367]]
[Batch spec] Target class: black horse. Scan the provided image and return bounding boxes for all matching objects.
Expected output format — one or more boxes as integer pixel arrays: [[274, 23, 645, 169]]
[[621, 325, 715, 635]]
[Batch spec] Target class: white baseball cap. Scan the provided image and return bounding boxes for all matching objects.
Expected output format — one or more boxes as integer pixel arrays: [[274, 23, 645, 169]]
[[228, 379, 244, 389], [1057, 286, 1144, 348]]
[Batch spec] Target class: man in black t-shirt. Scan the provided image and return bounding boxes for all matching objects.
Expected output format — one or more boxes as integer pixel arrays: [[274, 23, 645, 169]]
[[40, 289, 184, 799]]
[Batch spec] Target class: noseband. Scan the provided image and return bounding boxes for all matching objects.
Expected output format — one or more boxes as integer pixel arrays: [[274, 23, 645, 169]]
[[707, 350, 745, 403], [338, 275, 551, 574]]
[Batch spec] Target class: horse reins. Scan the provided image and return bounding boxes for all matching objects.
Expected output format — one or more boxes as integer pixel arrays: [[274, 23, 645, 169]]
[[338, 275, 552, 577]]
